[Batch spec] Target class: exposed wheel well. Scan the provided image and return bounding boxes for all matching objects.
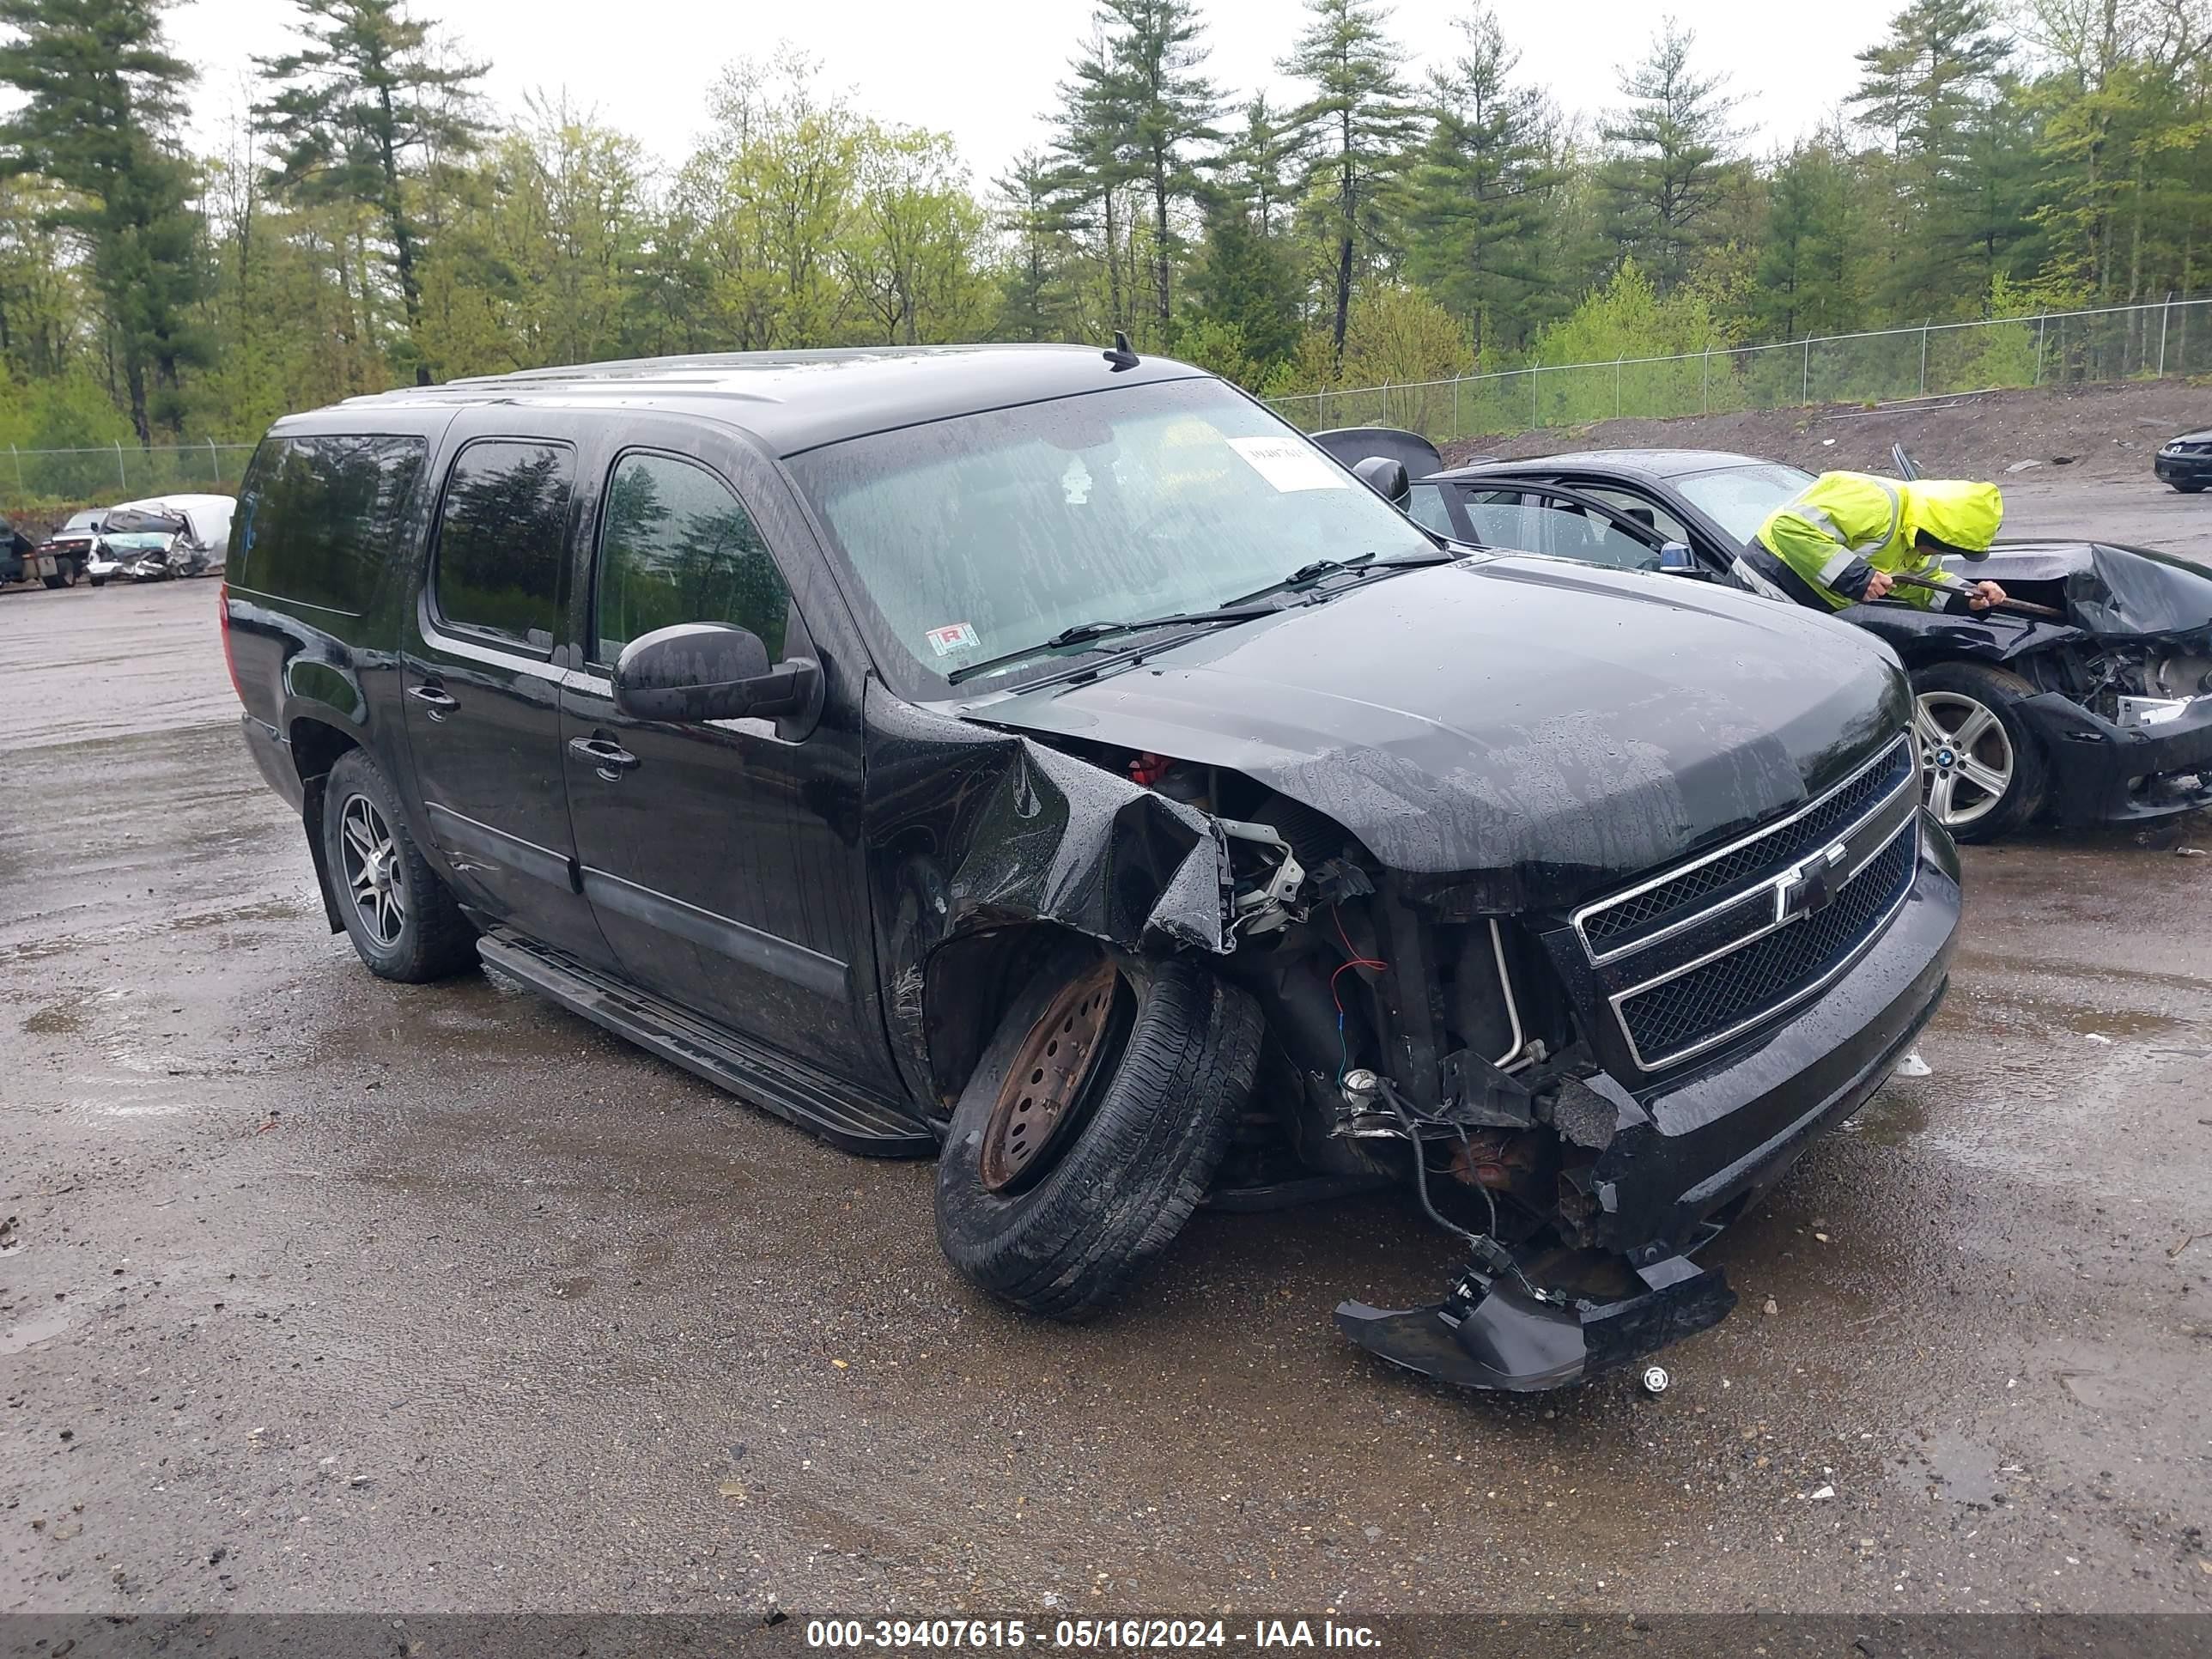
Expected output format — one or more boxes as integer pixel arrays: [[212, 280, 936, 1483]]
[[289, 717, 362, 935], [921, 924, 1104, 1111], [289, 716, 359, 783]]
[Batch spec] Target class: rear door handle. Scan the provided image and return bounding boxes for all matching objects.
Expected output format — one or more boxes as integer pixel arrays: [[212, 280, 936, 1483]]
[[408, 684, 459, 719], [569, 735, 639, 780]]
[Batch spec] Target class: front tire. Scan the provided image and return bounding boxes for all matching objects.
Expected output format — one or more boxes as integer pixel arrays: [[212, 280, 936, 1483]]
[[935, 939, 1261, 1321], [320, 749, 478, 982], [1911, 662, 2049, 842], [2172, 481, 2204, 494]]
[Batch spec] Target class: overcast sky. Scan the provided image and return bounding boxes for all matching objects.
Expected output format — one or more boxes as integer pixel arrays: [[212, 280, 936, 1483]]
[[167, 0, 1891, 182]]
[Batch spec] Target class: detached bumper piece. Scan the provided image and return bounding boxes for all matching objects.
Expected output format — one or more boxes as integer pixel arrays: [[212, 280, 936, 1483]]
[[2018, 690, 2212, 825], [1334, 1253, 1735, 1393]]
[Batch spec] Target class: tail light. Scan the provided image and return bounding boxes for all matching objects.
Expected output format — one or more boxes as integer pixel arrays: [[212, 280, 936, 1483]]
[[217, 580, 245, 704]]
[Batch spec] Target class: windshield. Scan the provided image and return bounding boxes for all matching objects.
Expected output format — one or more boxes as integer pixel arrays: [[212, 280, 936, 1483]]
[[786, 377, 1437, 693], [61, 511, 100, 533], [1671, 463, 1816, 545]]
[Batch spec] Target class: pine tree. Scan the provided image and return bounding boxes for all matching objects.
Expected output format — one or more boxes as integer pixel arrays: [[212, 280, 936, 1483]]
[[1400, 3, 1559, 357], [1103, 0, 1219, 333], [257, 0, 485, 384], [0, 0, 210, 444], [992, 150, 1079, 341], [1052, 24, 1145, 334], [1597, 20, 1739, 294], [1186, 188, 1303, 369], [1850, 0, 2010, 310], [1279, 0, 1418, 362], [1217, 95, 1300, 237], [1753, 138, 1863, 340]]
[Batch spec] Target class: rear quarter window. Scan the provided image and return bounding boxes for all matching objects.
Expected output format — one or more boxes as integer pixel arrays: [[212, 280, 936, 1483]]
[[230, 434, 428, 615]]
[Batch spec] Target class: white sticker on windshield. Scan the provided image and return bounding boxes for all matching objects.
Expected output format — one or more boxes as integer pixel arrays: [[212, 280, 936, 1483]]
[[1227, 434, 1351, 493], [927, 622, 980, 658]]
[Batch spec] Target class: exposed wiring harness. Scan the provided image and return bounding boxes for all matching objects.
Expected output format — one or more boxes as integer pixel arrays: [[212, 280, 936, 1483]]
[[1328, 905, 1387, 1088], [1376, 1077, 1551, 1304]]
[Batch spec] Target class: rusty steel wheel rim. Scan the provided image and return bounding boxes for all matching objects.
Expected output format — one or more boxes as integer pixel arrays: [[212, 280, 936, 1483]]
[[979, 957, 1121, 1194]]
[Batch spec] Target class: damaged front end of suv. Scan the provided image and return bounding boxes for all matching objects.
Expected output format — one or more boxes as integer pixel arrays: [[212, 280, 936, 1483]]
[[859, 554, 1958, 1395]]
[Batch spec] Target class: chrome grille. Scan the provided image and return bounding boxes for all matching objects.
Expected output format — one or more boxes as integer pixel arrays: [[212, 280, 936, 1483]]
[[1571, 734, 1920, 1073], [1578, 737, 1916, 957], [1615, 824, 1917, 1066]]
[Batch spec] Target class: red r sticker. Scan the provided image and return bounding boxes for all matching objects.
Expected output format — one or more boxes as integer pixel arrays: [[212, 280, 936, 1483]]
[[927, 622, 980, 657]]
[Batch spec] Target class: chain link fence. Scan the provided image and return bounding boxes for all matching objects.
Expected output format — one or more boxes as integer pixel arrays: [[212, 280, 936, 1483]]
[[1265, 295, 2212, 442], [2, 441, 256, 516]]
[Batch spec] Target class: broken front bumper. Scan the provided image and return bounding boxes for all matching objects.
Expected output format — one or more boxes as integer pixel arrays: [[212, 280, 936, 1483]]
[[1338, 817, 1959, 1392], [2017, 690, 2212, 824]]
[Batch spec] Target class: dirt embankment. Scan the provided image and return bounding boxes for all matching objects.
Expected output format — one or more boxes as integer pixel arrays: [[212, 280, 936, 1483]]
[[1439, 379, 2212, 482]]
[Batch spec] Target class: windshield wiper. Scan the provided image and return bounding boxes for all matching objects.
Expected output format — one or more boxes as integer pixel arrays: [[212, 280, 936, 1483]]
[[946, 603, 1280, 687]]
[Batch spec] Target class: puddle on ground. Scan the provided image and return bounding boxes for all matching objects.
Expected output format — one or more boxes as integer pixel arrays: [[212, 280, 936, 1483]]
[[0, 896, 308, 966], [0, 1309, 73, 1356], [1895, 1432, 2007, 1507], [21, 1004, 86, 1036], [1844, 1091, 1929, 1146]]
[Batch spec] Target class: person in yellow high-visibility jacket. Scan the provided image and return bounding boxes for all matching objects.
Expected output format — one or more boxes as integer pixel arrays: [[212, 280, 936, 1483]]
[[1741, 472, 2008, 614]]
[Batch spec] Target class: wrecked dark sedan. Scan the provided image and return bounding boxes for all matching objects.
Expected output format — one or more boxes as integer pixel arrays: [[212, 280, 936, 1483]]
[[222, 348, 1959, 1394], [1324, 431, 2212, 842]]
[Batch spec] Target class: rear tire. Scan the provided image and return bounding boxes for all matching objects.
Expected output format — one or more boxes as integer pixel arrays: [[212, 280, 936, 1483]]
[[1911, 661, 2049, 842], [88, 575, 106, 587], [320, 749, 479, 982], [935, 939, 1261, 1321]]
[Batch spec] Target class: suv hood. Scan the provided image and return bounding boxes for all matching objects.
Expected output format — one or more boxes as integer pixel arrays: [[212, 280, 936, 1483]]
[[975, 556, 1911, 908]]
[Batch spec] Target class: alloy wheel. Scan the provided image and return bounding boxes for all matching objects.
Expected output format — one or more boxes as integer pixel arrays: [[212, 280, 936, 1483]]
[[337, 793, 408, 949], [1915, 690, 2014, 830]]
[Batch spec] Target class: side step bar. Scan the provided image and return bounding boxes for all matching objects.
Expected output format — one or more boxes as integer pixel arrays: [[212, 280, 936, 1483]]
[[477, 929, 939, 1158]]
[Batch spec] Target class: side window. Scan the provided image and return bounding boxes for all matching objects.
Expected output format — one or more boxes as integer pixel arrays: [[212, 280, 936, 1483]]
[[1575, 483, 1692, 544], [1462, 495, 1657, 571], [432, 440, 575, 653], [231, 434, 428, 614], [593, 452, 792, 666], [1407, 483, 1456, 537]]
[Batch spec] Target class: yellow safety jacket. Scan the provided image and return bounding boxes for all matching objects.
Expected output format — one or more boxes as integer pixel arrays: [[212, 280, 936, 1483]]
[[1753, 473, 2003, 611]]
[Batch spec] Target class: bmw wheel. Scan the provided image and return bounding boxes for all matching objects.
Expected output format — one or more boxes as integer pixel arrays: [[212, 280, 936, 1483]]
[[1910, 662, 2049, 842]]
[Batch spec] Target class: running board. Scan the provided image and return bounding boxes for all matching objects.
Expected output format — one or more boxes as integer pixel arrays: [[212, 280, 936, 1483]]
[[477, 929, 939, 1158]]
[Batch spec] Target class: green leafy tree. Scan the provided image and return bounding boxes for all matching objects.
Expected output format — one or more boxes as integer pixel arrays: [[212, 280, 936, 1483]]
[[1753, 137, 1865, 340], [1596, 20, 1739, 294], [0, 0, 210, 443], [256, 0, 486, 383]]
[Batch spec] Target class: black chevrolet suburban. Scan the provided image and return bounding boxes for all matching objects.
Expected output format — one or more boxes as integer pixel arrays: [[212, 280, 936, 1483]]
[[223, 346, 1960, 1392]]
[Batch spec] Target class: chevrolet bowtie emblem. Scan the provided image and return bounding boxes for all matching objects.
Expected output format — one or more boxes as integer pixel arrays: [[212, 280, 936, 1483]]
[[1779, 842, 1850, 923]]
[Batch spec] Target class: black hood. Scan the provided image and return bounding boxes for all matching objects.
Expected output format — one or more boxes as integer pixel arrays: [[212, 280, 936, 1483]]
[[2166, 429, 2212, 445], [1952, 542, 2212, 638], [974, 556, 1910, 908]]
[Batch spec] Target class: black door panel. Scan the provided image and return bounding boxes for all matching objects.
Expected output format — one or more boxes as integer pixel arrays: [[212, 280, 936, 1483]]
[[560, 442, 890, 1087], [402, 429, 607, 960]]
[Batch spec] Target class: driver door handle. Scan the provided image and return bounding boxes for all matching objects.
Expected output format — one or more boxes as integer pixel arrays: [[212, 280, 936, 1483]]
[[408, 684, 459, 718], [569, 735, 639, 780]]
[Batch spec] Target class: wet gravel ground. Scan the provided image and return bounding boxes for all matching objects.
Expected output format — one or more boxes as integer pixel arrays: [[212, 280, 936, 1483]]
[[3, 492, 2210, 1617]]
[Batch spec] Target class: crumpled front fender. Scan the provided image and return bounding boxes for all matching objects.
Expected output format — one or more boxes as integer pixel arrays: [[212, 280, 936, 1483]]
[[861, 684, 1237, 1108]]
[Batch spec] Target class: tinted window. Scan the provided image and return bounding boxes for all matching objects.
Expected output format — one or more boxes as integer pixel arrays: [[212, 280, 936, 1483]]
[[230, 434, 428, 614], [1462, 495, 1658, 571], [1576, 483, 1691, 544], [432, 441, 575, 652], [592, 453, 791, 665], [1407, 483, 1456, 536]]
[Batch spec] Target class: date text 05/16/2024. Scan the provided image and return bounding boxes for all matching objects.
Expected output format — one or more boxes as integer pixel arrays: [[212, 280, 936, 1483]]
[[805, 1620, 1384, 1650]]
